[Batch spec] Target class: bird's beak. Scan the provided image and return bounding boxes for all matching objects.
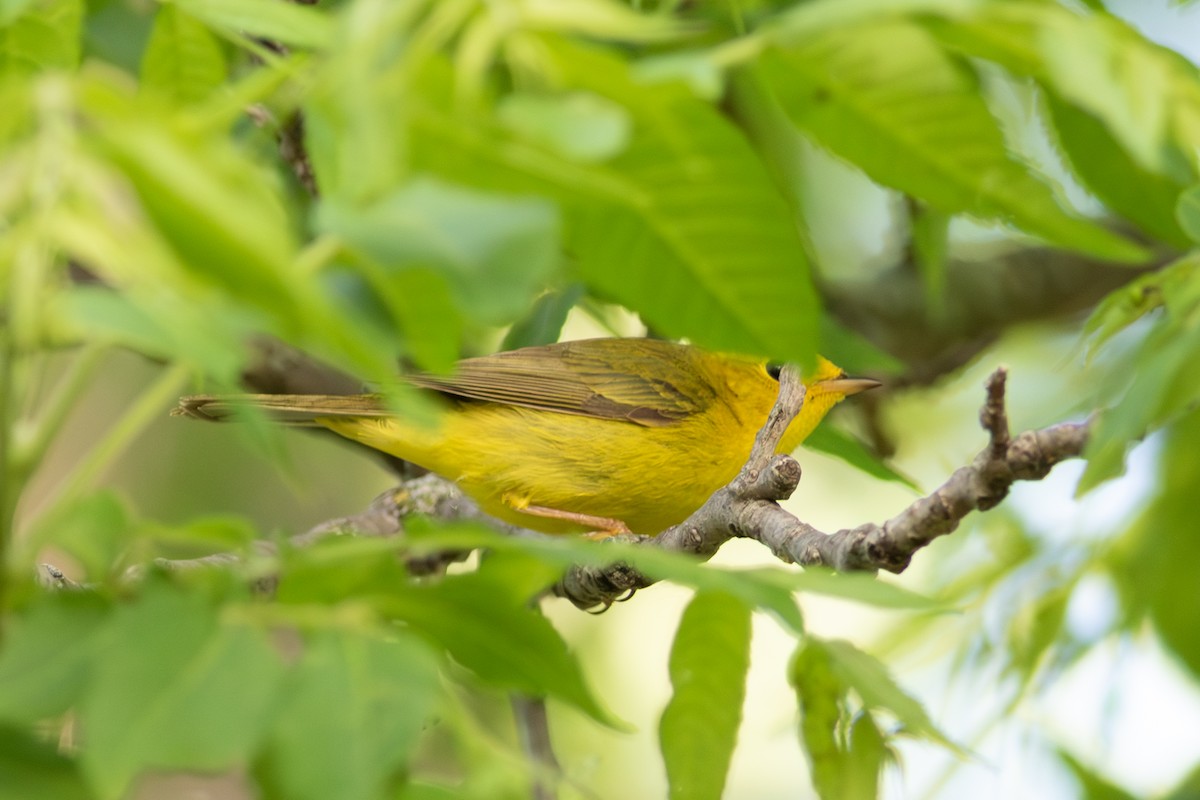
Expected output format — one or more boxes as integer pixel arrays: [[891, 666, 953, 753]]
[[819, 377, 882, 396]]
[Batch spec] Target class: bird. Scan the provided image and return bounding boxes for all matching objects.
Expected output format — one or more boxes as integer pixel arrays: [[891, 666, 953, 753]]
[[175, 337, 879, 535]]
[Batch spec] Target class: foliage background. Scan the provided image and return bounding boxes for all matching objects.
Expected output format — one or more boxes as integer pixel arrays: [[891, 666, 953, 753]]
[[2, 0, 1200, 798]]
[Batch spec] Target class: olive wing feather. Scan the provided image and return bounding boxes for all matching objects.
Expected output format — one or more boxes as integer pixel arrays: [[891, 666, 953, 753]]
[[407, 338, 715, 426]]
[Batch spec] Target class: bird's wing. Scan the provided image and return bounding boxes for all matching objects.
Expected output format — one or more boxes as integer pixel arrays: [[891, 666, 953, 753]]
[[407, 338, 716, 427]]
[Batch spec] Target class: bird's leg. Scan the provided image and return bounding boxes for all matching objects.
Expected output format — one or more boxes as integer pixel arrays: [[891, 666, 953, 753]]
[[518, 505, 633, 538]]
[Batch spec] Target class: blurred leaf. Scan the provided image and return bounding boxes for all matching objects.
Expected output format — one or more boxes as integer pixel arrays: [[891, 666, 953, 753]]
[[0, 0, 83, 73], [408, 523, 939, 632], [79, 580, 285, 799], [497, 91, 631, 163], [0, 0, 38, 25], [792, 637, 849, 800], [1177, 184, 1200, 243], [396, 782, 474, 800], [258, 630, 439, 800], [141, 5, 228, 106], [139, 514, 258, 553], [1080, 316, 1200, 492], [820, 638, 952, 747], [1163, 762, 1200, 800], [22, 490, 131, 580], [1005, 582, 1071, 679], [1079, 254, 1200, 490], [1047, 96, 1190, 248], [378, 267, 461, 373], [926, 4, 1200, 180], [1081, 254, 1198, 354], [1057, 748, 1139, 800], [275, 537, 433, 611], [501, 284, 585, 350], [805, 425, 920, 490], [911, 204, 950, 315], [634, 51, 724, 101], [519, 0, 693, 43], [1110, 409, 1200, 678], [412, 44, 820, 363], [818, 317, 905, 374], [772, 568, 940, 611], [98, 122, 300, 315], [659, 591, 751, 800], [174, 0, 333, 50], [0, 725, 90, 800], [766, 19, 1146, 262], [316, 177, 561, 327], [52, 285, 245, 381], [0, 593, 109, 723], [843, 714, 888, 800], [381, 568, 624, 729]]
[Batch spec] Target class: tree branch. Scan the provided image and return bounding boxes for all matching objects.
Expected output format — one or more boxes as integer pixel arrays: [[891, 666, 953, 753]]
[[48, 367, 1090, 612], [551, 366, 1090, 608]]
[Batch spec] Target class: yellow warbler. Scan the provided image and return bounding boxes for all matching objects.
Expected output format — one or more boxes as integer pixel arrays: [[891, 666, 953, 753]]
[[176, 337, 878, 534]]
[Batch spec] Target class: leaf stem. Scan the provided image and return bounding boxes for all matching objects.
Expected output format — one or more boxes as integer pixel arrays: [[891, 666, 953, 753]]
[[38, 362, 191, 516], [14, 343, 110, 476], [0, 320, 17, 639]]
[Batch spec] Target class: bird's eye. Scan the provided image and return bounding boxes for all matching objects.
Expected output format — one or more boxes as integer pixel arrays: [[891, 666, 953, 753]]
[[766, 362, 784, 380]]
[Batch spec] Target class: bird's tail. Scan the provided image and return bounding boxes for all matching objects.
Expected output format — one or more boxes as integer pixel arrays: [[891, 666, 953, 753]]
[[172, 394, 392, 425]]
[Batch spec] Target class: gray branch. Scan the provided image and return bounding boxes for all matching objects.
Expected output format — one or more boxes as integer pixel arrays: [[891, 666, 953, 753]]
[[550, 367, 1090, 608]]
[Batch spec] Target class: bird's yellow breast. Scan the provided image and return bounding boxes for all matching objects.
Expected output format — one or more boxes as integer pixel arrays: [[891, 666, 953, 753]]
[[321, 354, 848, 534]]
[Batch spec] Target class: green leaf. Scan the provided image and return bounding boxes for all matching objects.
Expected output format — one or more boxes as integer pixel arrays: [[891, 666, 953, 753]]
[[820, 639, 952, 747], [804, 426, 920, 490], [258, 630, 440, 800], [1005, 582, 1071, 678], [842, 714, 888, 800], [926, 4, 1200, 180], [1079, 319, 1200, 492], [792, 638, 934, 799], [911, 203, 951, 315], [0, 0, 83, 74], [660, 592, 752, 800], [818, 317, 904, 374], [315, 177, 561, 327], [519, 0, 692, 43], [1163, 762, 1200, 800], [381, 569, 624, 729], [22, 490, 132, 581], [791, 638, 848, 800], [766, 20, 1146, 262], [0, 725, 90, 800], [98, 122, 300, 314], [774, 568, 940, 611], [1177, 184, 1200, 243], [52, 285, 245, 381], [501, 284, 585, 350], [141, 5, 229, 106], [1081, 254, 1199, 354], [79, 581, 285, 799], [377, 267, 462, 373], [139, 513, 258, 553], [1056, 749, 1139, 800], [407, 523, 940, 630], [1112, 409, 1200, 678], [411, 44, 820, 362], [1047, 95, 1190, 248], [497, 91, 632, 163], [0, 593, 110, 723], [173, 0, 333, 50]]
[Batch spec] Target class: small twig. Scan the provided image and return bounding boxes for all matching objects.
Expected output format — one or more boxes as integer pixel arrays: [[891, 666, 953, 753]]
[[512, 695, 560, 800]]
